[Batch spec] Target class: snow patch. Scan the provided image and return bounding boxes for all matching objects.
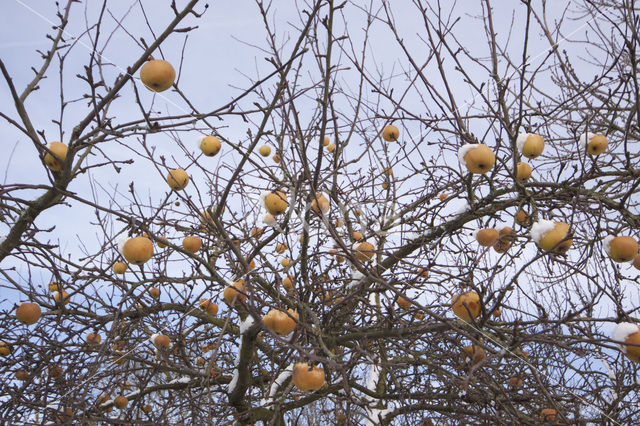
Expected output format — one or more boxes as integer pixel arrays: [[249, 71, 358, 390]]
[[530, 220, 555, 243], [117, 237, 127, 256], [472, 229, 480, 239], [612, 322, 640, 353], [259, 191, 271, 210], [579, 132, 596, 146], [374, 214, 400, 237], [262, 214, 276, 226], [364, 358, 387, 426], [366, 362, 381, 394], [368, 292, 377, 307], [516, 133, 530, 153], [365, 407, 389, 426], [260, 363, 293, 406], [457, 144, 478, 167], [227, 369, 240, 393], [602, 235, 614, 256], [239, 316, 256, 334], [271, 364, 293, 393], [455, 200, 470, 215], [601, 358, 616, 381], [348, 271, 366, 289]]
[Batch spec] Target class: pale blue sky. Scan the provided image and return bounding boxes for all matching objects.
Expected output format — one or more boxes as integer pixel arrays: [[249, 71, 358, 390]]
[[0, 0, 621, 297], [0, 0, 630, 344]]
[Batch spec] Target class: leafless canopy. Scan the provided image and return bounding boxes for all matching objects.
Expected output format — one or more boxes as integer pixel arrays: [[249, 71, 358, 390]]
[[1, 0, 640, 424]]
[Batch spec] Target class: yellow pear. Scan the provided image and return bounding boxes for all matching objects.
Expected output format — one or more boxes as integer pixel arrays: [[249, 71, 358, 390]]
[[113, 262, 127, 274], [259, 145, 271, 156], [139, 59, 175, 92], [623, 331, 640, 362], [355, 241, 376, 261], [292, 362, 325, 392], [461, 144, 495, 174], [516, 162, 531, 182], [586, 133, 608, 156], [607, 236, 638, 262], [382, 125, 399, 142], [122, 237, 153, 265], [535, 221, 572, 254], [475, 228, 499, 247], [264, 191, 288, 215], [200, 136, 221, 156], [166, 169, 189, 191], [44, 142, 68, 172], [451, 291, 481, 322], [263, 309, 298, 336], [519, 133, 544, 159], [311, 193, 330, 215]]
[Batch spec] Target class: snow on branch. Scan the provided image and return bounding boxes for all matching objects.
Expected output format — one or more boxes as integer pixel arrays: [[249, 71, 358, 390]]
[[260, 363, 293, 407]]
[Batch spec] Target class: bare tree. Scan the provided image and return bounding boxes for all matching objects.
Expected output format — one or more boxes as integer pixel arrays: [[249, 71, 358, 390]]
[[1, 0, 640, 424]]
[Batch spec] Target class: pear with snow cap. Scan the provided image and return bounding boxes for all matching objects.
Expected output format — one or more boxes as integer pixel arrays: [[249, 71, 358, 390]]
[[151, 333, 171, 349], [603, 235, 638, 263], [612, 322, 640, 363], [581, 132, 608, 156], [516, 133, 544, 159], [44, 142, 68, 172], [458, 144, 495, 174], [531, 220, 572, 254]]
